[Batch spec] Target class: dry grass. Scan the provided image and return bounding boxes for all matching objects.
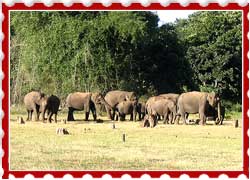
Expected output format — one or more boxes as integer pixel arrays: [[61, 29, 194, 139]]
[[10, 109, 243, 171]]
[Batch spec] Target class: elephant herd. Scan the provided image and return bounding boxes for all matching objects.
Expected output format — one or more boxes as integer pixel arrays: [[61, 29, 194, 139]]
[[23, 90, 225, 127]]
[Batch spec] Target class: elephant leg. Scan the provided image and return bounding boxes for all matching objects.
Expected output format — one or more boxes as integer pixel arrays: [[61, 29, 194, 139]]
[[85, 111, 90, 121], [54, 113, 57, 123], [42, 109, 47, 122], [168, 113, 173, 124], [48, 112, 53, 123], [142, 113, 145, 120], [199, 111, 206, 125], [163, 114, 168, 124], [105, 106, 113, 120], [120, 114, 125, 121], [26, 110, 30, 121], [115, 111, 120, 121], [67, 107, 75, 121], [149, 118, 153, 128], [35, 104, 41, 121], [143, 116, 149, 127], [220, 113, 224, 125], [142, 118, 147, 127], [130, 113, 133, 121], [111, 110, 115, 121], [174, 114, 180, 124], [163, 114, 167, 124], [180, 112, 187, 125], [138, 112, 141, 121], [29, 110, 33, 121], [133, 107, 137, 121], [172, 112, 177, 124], [90, 105, 97, 121], [32, 105, 38, 121], [185, 113, 189, 122]]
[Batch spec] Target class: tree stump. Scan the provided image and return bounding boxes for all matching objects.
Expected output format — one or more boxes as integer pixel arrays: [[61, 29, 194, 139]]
[[17, 116, 25, 124], [235, 120, 239, 128], [122, 133, 126, 142], [56, 128, 69, 135]]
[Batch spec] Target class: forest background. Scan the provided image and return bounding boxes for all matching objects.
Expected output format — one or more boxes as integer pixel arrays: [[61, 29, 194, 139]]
[[10, 11, 242, 111]]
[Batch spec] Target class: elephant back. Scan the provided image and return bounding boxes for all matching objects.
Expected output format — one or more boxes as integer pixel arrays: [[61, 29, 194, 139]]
[[66, 92, 92, 110], [150, 98, 173, 116], [104, 90, 137, 108], [24, 91, 45, 110], [177, 91, 213, 114], [145, 96, 165, 113], [159, 93, 179, 104]]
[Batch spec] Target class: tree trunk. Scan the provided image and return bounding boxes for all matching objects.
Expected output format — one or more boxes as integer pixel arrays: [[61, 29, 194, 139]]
[[217, 101, 221, 124]]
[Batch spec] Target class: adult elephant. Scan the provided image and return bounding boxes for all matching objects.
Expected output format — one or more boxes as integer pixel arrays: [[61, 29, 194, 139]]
[[177, 91, 220, 125], [40, 95, 60, 123], [149, 98, 176, 124], [115, 100, 137, 121], [66, 92, 96, 121], [97, 90, 138, 120], [158, 93, 180, 104], [24, 91, 46, 121]]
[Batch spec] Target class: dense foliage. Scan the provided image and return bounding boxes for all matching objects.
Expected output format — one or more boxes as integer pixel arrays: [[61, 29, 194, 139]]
[[10, 11, 242, 104]]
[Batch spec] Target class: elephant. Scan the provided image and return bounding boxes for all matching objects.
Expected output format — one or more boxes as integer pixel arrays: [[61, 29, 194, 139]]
[[137, 102, 146, 121], [177, 91, 220, 125], [142, 114, 157, 128], [45, 95, 60, 123], [158, 93, 180, 104], [149, 98, 177, 124], [97, 90, 138, 120], [145, 96, 165, 115], [66, 92, 96, 121], [24, 91, 46, 121], [91, 92, 105, 116], [115, 100, 137, 121], [205, 103, 225, 125]]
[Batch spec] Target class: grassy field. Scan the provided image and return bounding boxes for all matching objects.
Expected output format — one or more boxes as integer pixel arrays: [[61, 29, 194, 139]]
[[10, 108, 243, 171]]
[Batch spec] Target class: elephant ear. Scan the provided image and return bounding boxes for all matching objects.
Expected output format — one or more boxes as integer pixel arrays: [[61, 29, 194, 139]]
[[125, 95, 130, 101], [207, 92, 218, 107], [40, 93, 45, 98]]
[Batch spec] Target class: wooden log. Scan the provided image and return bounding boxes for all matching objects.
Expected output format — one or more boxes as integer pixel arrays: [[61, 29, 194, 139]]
[[17, 116, 25, 124], [235, 120, 239, 128], [123, 133, 126, 142], [218, 101, 221, 123]]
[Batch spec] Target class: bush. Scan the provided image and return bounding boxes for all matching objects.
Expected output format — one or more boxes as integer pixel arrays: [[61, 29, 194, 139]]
[[223, 100, 242, 112]]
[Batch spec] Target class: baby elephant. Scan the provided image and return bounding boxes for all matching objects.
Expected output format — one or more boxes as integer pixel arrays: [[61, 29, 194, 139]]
[[115, 100, 137, 121], [45, 95, 60, 123], [142, 114, 157, 128], [149, 99, 176, 124]]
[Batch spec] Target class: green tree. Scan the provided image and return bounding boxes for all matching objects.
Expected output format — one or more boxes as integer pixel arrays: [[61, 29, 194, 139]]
[[176, 11, 242, 101]]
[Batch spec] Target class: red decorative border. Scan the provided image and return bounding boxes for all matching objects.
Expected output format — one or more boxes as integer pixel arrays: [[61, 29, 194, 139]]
[[2, 2, 249, 179]]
